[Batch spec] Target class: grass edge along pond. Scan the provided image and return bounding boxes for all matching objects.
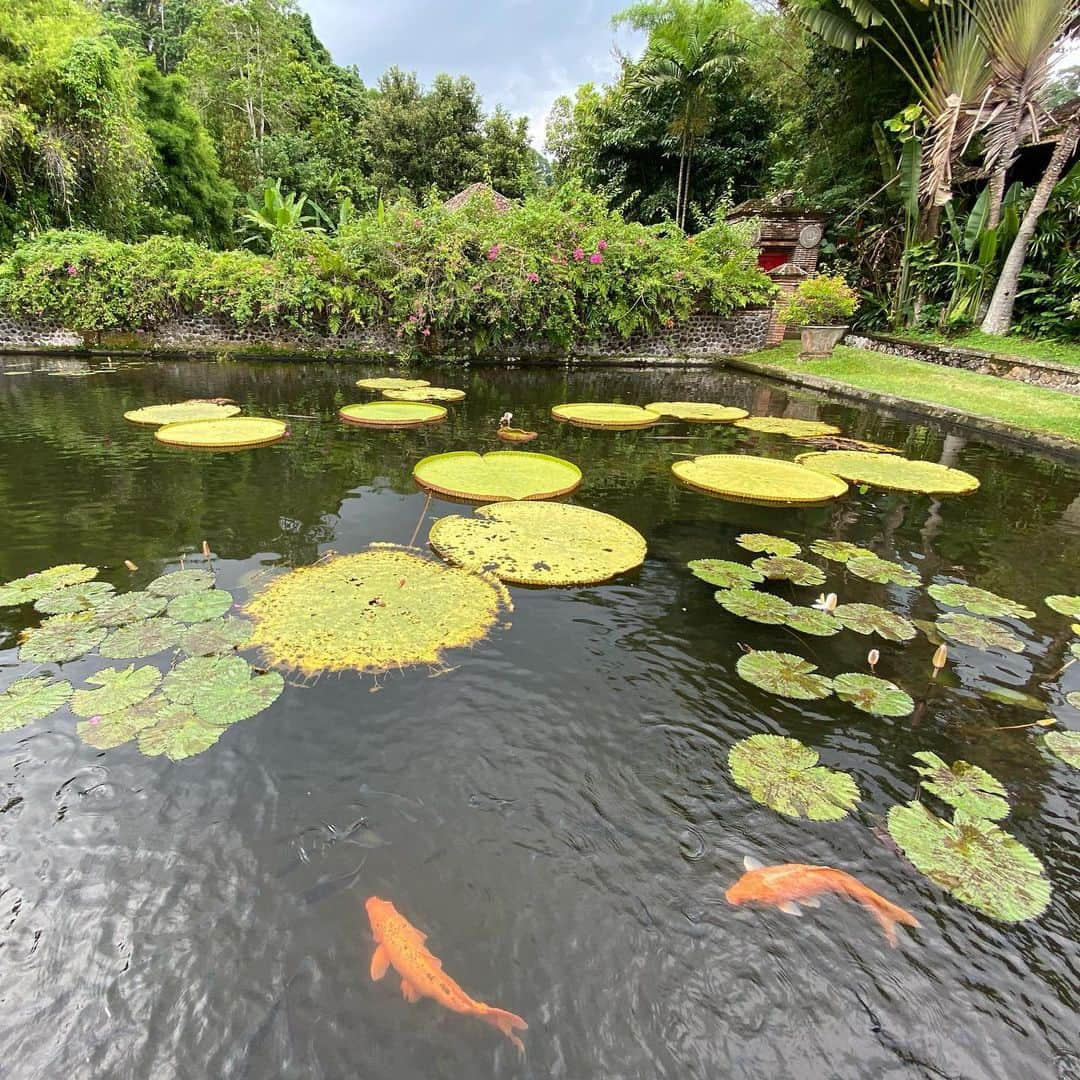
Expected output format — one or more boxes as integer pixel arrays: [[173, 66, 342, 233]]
[[734, 343, 1080, 445]]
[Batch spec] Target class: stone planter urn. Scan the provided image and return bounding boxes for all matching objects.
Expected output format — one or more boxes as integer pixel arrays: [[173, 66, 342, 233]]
[[799, 324, 847, 357]]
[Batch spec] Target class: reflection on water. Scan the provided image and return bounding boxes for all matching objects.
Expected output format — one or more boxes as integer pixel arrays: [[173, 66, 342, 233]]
[[1, 356, 1078, 1079]]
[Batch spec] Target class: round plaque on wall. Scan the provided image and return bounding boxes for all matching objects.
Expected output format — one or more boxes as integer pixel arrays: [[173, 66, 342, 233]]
[[798, 223, 823, 249]]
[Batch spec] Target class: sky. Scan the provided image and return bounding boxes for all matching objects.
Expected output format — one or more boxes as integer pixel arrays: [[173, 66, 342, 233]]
[[300, 0, 645, 150]]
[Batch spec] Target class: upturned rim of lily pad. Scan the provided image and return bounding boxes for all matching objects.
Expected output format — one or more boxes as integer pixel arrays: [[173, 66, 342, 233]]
[[382, 386, 466, 402], [339, 401, 447, 428], [671, 454, 848, 506], [155, 416, 288, 449], [551, 403, 661, 429]]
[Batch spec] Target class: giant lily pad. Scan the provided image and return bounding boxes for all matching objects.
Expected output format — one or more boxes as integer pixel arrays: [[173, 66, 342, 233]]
[[382, 386, 465, 403], [428, 502, 646, 586], [137, 706, 223, 761], [798, 435, 902, 454], [1068, 692, 1080, 710], [551, 403, 660, 429], [0, 564, 99, 607], [146, 569, 214, 597], [244, 546, 511, 677], [19, 614, 106, 663], [34, 581, 116, 615], [846, 556, 921, 587], [735, 650, 834, 700], [71, 664, 162, 717], [77, 696, 164, 750], [672, 455, 848, 505], [176, 617, 252, 656], [734, 417, 842, 437], [414, 450, 581, 502], [687, 559, 764, 590], [91, 590, 168, 626], [810, 539, 876, 564], [717, 589, 794, 625], [886, 802, 1050, 922], [0, 676, 73, 732], [167, 588, 234, 623], [191, 668, 284, 725], [832, 603, 917, 642], [644, 401, 748, 423], [910, 751, 1009, 820], [728, 734, 859, 820], [124, 401, 241, 426], [1045, 594, 1080, 618], [834, 672, 915, 716], [750, 556, 826, 587], [782, 607, 841, 636], [796, 450, 980, 495], [1044, 730, 1080, 768], [156, 416, 288, 449], [927, 583, 1035, 619], [936, 613, 1024, 653], [355, 376, 430, 391], [735, 533, 801, 557], [99, 617, 184, 659], [339, 401, 447, 428]]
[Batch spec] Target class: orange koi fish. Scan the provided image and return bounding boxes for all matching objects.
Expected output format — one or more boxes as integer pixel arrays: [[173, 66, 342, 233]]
[[725, 857, 921, 947], [365, 896, 528, 1054]]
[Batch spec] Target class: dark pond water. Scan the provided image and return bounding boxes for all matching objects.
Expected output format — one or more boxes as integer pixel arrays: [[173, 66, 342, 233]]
[[1, 354, 1078, 1080]]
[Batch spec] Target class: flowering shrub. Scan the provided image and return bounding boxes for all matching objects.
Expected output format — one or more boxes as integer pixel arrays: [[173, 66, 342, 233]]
[[777, 274, 859, 327], [0, 184, 774, 351]]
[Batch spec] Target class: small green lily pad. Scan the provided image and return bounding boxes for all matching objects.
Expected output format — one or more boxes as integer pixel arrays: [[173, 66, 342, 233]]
[[846, 556, 921, 587], [687, 559, 765, 590], [137, 706, 223, 761], [910, 751, 1009, 820], [0, 564, 99, 607], [886, 802, 1050, 922], [809, 539, 876, 563], [76, 696, 165, 749], [981, 687, 1045, 712], [834, 673, 915, 717], [735, 650, 834, 700], [717, 589, 794, 625], [936, 613, 1025, 653], [1045, 595, 1080, 618], [832, 603, 917, 642], [99, 618, 184, 659], [928, 584, 1035, 620], [34, 581, 116, 615], [19, 615, 107, 664], [1043, 730, 1080, 768], [0, 676, 74, 732], [729, 733, 859, 820], [71, 664, 162, 717], [191, 668, 284, 726], [167, 589, 234, 623], [91, 590, 168, 626], [176, 617, 253, 656], [162, 654, 252, 704], [750, 556, 826, 587], [782, 607, 841, 636], [146, 569, 215, 597], [1067, 692, 1080, 710], [735, 533, 801, 557]]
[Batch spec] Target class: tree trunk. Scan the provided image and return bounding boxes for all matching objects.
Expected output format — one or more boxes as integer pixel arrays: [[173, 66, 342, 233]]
[[984, 163, 1007, 230], [674, 135, 686, 229], [681, 137, 694, 231], [980, 120, 1079, 336]]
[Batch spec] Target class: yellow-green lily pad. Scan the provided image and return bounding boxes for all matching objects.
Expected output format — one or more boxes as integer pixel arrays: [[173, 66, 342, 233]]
[[910, 751, 1009, 820], [0, 676, 73, 732], [124, 401, 241, 426], [340, 401, 447, 427], [796, 450, 980, 495], [414, 450, 581, 502], [672, 454, 848, 505], [735, 649, 834, 700], [0, 564, 99, 607], [644, 401, 748, 422], [71, 664, 162, 717], [551, 403, 661, 429]]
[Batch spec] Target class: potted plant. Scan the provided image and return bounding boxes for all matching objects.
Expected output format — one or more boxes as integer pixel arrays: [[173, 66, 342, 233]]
[[777, 274, 858, 357]]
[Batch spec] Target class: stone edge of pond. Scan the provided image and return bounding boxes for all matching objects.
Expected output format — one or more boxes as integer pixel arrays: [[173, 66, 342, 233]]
[[725, 357, 1080, 463]]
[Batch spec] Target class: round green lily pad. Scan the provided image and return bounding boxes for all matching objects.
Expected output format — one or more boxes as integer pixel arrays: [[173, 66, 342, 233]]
[[1044, 730, 1080, 768], [886, 802, 1050, 922], [644, 401, 748, 423], [244, 546, 511, 677], [796, 450, 980, 495], [355, 376, 430, 391], [428, 502, 646, 587], [414, 450, 581, 502], [91, 590, 168, 626], [34, 581, 116, 615], [339, 401, 447, 428], [846, 556, 921, 587], [191, 668, 284, 726], [382, 386, 465, 402], [672, 455, 848, 506], [99, 617, 184, 659], [19, 615, 107, 664], [167, 588, 234, 623], [155, 416, 288, 449], [928, 583, 1035, 619], [71, 664, 162, 717], [910, 751, 1009, 820], [735, 650, 834, 700], [551, 403, 661, 429], [729, 733, 860, 820], [782, 606, 841, 636], [750, 556, 827, 587], [124, 401, 241, 426], [0, 676, 73, 733], [810, 539, 876, 563], [734, 416, 842, 437], [687, 559, 765, 590], [176, 617, 252, 656], [717, 589, 794, 625], [936, 613, 1025, 653], [146, 569, 215, 597], [736, 533, 801, 557], [0, 564, 99, 607], [980, 687, 1046, 712], [834, 672, 915, 716], [797, 435, 902, 454], [1067, 692, 1080, 710], [77, 696, 164, 750], [162, 654, 251, 704], [832, 603, 917, 642], [137, 706, 223, 761], [1044, 595, 1080, 618]]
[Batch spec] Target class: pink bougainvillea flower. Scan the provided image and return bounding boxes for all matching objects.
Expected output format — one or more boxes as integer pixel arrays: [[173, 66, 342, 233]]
[[673, 270, 684, 281], [597, 240, 608, 251], [66, 265, 78, 276], [413, 218, 423, 228], [525, 272, 540, 283], [421, 327, 431, 336], [487, 244, 501, 260], [589, 253, 603, 264], [573, 247, 585, 261]]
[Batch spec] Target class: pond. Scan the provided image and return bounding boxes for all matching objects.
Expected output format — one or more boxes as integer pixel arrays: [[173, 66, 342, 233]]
[[1, 355, 1078, 1079]]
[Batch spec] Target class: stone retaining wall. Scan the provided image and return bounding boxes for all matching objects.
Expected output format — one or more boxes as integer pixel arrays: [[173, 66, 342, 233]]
[[847, 332, 1080, 396], [0, 308, 770, 362]]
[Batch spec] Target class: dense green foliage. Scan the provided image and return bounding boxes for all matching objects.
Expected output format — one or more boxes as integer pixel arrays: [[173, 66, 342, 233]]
[[777, 274, 858, 326]]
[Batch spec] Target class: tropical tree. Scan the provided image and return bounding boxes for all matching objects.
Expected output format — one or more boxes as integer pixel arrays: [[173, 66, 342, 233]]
[[240, 176, 321, 248]]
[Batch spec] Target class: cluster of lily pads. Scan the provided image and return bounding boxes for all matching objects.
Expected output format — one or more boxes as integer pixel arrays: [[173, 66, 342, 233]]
[[124, 399, 288, 449], [0, 561, 281, 760], [338, 377, 467, 428]]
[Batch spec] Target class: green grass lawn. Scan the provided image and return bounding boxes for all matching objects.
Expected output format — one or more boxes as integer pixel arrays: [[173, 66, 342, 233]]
[[902, 329, 1080, 368], [735, 342, 1080, 444]]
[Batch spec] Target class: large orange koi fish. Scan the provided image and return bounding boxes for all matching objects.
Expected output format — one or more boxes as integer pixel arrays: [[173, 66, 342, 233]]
[[365, 896, 528, 1054], [726, 857, 921, 946]]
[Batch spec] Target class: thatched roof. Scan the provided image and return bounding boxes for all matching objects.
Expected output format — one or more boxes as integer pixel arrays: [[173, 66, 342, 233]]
[[443, 183, 512, 213]]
